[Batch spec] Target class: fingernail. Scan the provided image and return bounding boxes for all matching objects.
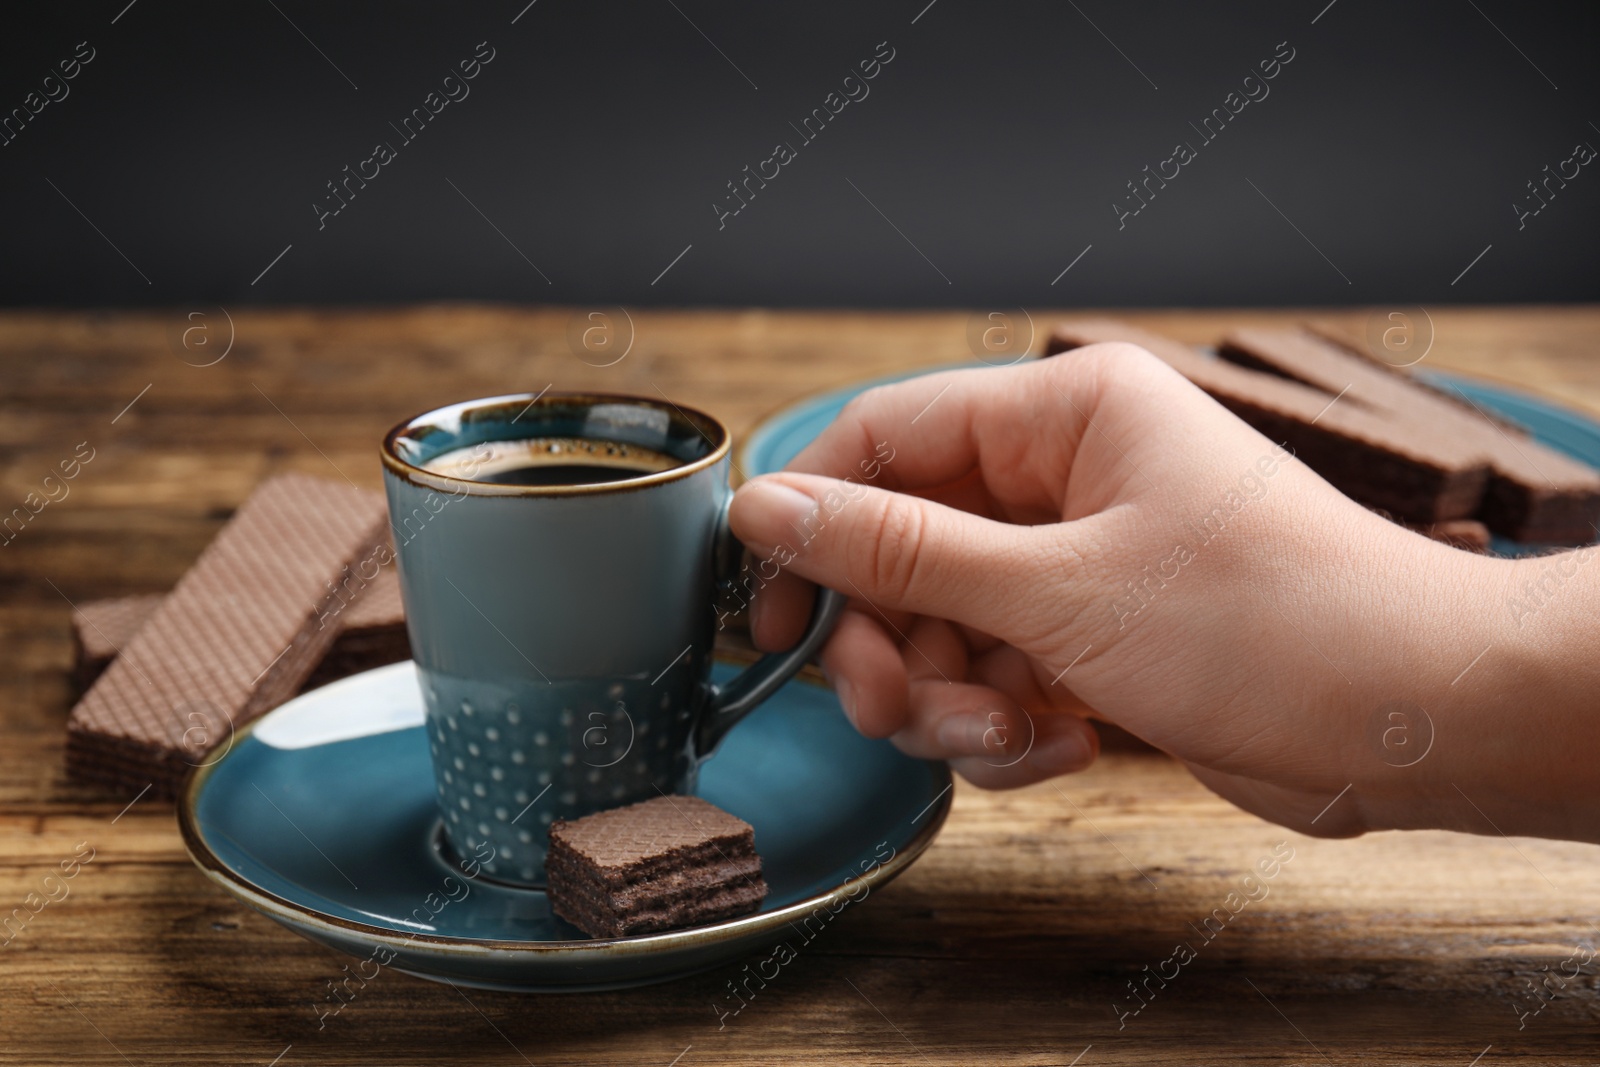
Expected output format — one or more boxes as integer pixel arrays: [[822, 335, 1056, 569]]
[[936, 713, 998, 758], [1027, 732, 1092, 774], [834, 678, 857, 727], [734, 479, 817, 555]]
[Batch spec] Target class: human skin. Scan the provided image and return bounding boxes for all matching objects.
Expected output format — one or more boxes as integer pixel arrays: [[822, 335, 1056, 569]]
[[728, 344, 1600, 844]]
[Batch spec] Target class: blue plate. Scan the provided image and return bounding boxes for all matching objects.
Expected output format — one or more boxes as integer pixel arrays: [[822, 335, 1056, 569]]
[[740, 361, 1600, 555], [179, 661, 950, 993]]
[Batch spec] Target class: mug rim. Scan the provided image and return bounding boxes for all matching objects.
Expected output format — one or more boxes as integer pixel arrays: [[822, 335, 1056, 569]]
[[381, 391, 730, 497]]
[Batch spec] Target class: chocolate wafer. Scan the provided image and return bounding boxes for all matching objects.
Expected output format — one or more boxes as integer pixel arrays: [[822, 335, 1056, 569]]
[[1045, 320, 1491, 523], [1303, 321, 1527, 436], [302, 565, 409, 689], [546, 795, 768, 938], [71, 567, 409, 694], [66, 473, 390, 797], [1218, 327, 1600, 544], [71, 594, 163, 691]]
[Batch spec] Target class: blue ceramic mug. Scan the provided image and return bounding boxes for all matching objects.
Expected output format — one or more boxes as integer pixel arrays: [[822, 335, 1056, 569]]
[[380, 392, 843, 886]]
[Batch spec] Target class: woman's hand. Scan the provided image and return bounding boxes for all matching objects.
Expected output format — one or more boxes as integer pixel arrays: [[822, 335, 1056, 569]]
[[729, 345, 1600, 843]]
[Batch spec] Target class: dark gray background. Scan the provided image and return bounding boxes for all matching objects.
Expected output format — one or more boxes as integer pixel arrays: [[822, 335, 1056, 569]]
[[1, 0, 1594, 307]]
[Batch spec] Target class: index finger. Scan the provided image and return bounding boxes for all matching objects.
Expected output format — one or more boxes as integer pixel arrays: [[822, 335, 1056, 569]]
[[786, 358, 1092, 510], [787, 366, 1003, 488]]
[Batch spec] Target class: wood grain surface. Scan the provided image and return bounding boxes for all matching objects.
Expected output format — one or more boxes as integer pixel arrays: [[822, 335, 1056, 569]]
[[2, 306, 1598, 1065]]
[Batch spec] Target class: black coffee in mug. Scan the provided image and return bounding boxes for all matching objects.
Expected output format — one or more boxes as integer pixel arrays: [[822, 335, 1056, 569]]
[[426, 436, 680, 487]]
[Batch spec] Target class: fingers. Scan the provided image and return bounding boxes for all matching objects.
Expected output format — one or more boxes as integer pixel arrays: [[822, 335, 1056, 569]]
[[814, 615, 977, 741], [735, 348, 1209, 661], [815, 608, 908, 739], [785, 365, 1024, 493], [883, 679, 1099, 788], [747, 566, 813, 652], [900, 615, 970, 682], [949, 718, 1100, 789], [881, 680, 1019, 759], [730, 473, 1079, 646], [781, 347, 1193, 516], [811, 610, 1099, 788], [969, 641, 1058, 712], [747, 564, 918, 653], [784, 363, 1064, 500]]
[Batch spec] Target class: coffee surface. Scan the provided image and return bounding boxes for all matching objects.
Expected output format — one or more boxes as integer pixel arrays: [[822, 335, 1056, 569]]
[[425, 437, 680, 487]]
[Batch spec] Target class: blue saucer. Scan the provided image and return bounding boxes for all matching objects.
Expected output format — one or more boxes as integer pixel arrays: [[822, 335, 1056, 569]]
[[179, 661, 950, 993], [739, 361, 1600, 555]]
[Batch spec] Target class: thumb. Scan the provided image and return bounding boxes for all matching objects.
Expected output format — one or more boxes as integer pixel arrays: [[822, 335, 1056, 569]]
[[729, 472, 1072, 641]]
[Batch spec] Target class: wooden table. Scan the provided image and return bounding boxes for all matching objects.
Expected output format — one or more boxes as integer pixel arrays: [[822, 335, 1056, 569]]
[[4, 306, 1598, 1065]]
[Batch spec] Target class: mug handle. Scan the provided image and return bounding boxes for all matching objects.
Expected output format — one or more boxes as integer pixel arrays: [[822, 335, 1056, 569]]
[[695, 517, 848, 758]]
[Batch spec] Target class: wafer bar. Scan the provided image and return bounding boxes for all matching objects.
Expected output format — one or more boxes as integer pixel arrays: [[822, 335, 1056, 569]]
[[1307, 322, 1600, 541], [71, 569, 408, 694], [1303, 322, 1528, 436], [302, 565, 409, 689], [66, 473, 390, 798], [71, 595, 163, 691], [1044, 320, 1490, 523], [1218, 327, 1600, 543], [546, 795, 768, 938]]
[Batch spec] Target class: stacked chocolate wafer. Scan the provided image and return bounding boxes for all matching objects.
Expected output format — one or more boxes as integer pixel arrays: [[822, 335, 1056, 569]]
[[1046, 320, 1600, 546], [1220, 326, 1600, 543], [66, 473, 407, 798], [546, 795, 768, 938]]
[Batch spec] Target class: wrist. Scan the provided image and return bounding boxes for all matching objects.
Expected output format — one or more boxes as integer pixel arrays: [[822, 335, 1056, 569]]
[[1352, 541, 1600, 843]]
